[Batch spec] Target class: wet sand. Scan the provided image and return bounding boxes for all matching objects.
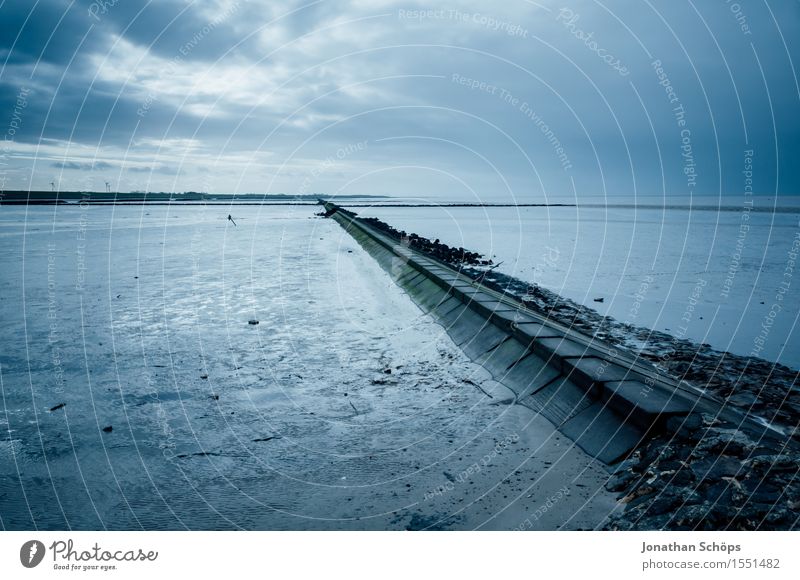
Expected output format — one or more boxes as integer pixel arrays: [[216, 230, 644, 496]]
[[0, 205, 617, 529]]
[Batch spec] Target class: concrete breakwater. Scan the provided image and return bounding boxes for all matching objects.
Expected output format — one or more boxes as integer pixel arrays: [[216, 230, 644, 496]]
[[324, 202, 800, 529], [323, 201, 733, 464], [325, 202, 784, 464], [323, 202, 800, 529]]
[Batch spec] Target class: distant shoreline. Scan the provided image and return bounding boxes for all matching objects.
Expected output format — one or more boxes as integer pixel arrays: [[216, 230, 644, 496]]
[[0, 200, 577, 208], [0, 200, 326, 206], [0, 190, 386, 204], [338, 203, 800, 213]]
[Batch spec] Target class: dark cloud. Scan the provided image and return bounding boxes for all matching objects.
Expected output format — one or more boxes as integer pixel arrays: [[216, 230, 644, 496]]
[[0, 2, 98, 66], [51, 160, 113, 170], [126, 164, 180, 175]]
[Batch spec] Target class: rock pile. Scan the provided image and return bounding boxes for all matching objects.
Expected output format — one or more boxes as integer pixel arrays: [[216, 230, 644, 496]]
[[321, 205, 489, 267], [358, 216, 492, 267], [603, 414, 799, 530]]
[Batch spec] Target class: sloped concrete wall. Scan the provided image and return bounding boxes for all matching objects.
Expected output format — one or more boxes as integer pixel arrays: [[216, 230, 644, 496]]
[[326, 204, 720, 465]]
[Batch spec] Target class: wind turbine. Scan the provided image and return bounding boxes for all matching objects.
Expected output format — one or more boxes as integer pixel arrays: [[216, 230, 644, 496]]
[[105, 181, 111, 193], [50, 181, 55, 192]]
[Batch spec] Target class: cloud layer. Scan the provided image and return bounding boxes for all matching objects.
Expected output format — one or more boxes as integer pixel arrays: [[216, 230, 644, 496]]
[[1, 0, 798, 200]]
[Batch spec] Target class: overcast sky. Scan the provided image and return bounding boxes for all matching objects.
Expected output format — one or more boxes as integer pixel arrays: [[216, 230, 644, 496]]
[[1, 0, 798, 200]]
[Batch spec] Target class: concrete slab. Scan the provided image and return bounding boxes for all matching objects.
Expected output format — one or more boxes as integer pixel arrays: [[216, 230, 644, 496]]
[[437, 304, 495, 347], [437, 281, 478, 298], [407, 279, 452, 312], [403, 274, 439, 295], [430, 295, 463, 317], [500, 352, 562, 400], [522, 377, 595, 427], [468, 298, 520, 319], [433, 296, 469, 319], [404, 270, 434, 289], [447, 281, 480, 293], [474, 336, 527, 377], [532, 336, 593, 362], [471, 294, 518, 306], [560, 402, 645, 464], [459, 323, 511, 360], [429, 272, 463, 288], [410, 256, 436, 265], [562, 356, 641, 391], [511, 321, 564, 340], [425, 265, 461, 278], [600, 380, 696, 429], [395, 269, 424, 286], [491, 311, 547, 333]]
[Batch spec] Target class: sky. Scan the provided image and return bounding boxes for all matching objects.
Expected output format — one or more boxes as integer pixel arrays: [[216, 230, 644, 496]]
[[0, 0, 798, 201]]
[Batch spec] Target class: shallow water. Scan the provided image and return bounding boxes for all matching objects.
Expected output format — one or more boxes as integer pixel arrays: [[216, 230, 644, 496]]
[[0, 205, 616, 530]]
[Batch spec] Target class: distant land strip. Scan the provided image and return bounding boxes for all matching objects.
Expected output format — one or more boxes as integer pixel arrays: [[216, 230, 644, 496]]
[[0, 191, 385, 203], [339, 202, 800, 213], [332, 203, 576, 207], [335, 202, 800, 213], [0, 201, 325, 206], [574, 203, 800, 213]]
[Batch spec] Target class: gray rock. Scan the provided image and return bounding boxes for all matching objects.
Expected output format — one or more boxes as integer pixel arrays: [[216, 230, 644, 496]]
[[645, 490, 702, 516], [696, 428, 755, 454], [726, 391, 759, 407], [605, 470, 638, 492], [670, 503, 717, 529], [741, 454, 799, 474], [616, 454, 642, 473], [703, 480, 734, 505], [690, 455, 743, 480]]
